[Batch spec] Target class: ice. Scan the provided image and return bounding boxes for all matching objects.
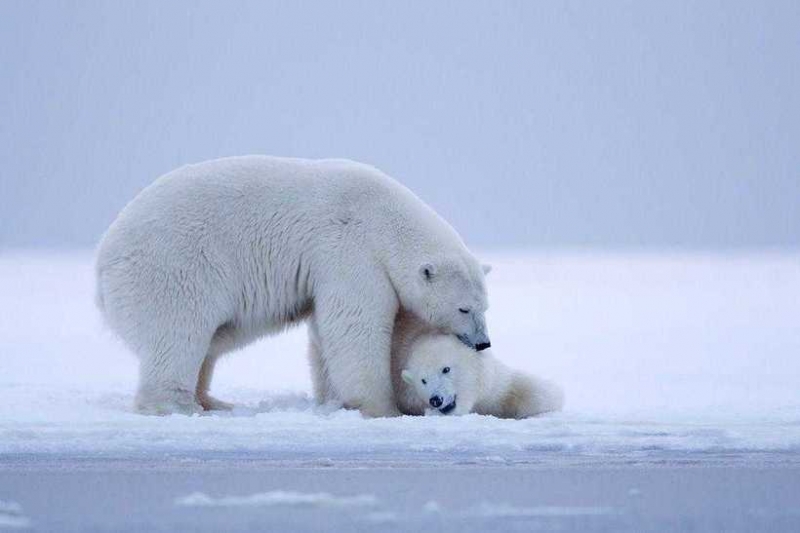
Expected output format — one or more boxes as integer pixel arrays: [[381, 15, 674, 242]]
[[1, 250, 799, 463], [423, 500, 443, 513], [363, 511, 399, 523], [473, 503, 616, 517], [175, 491, 378, 508], [0, 500, 31, 529]]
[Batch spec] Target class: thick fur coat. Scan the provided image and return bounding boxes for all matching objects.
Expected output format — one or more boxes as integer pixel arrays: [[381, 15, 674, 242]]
[[311, 310, 563, 418], [396, 332, 564, 418], [96, 156, 490, 416]]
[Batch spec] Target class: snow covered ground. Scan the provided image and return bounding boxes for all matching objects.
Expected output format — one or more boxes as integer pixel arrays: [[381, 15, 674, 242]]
[[1, 250, 799, 531], [1, 250, 798, 460]]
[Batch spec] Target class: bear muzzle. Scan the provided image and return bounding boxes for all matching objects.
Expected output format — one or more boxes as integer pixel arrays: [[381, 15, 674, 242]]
[[439, 396, 457, 414], [456, 333, 491, 351]]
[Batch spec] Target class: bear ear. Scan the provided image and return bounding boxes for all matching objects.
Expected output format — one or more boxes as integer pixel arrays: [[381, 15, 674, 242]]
[[419, 263, 436, 281], [482, 264, 492, 275], [401, 369, 415, 385]]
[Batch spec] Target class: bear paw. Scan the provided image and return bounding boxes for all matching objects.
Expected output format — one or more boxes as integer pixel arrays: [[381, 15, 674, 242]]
[[198, 394, 234, 412], [135, 388, 204, 416]]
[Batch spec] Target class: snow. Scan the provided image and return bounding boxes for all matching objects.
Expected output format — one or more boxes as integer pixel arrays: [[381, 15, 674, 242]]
[[1, 250, 799, 463], [423, 501, 442, 513], [172, 493, 615, 519], [472, 503, 616, 518], [175, 491, 378, 508], [0, 500, 30, 529], [363, 511, 399, 524]]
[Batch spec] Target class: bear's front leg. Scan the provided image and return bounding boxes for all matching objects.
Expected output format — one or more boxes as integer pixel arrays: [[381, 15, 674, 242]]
[[313, 289, 400, 418], [322, 330, 400, 417]]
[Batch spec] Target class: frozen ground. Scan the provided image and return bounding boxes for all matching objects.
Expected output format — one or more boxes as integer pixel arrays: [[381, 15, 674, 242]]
[[1, 250, 799, 531]]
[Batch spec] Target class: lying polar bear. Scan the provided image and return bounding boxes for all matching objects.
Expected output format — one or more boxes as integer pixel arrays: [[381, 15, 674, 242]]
[[310, 309, 563, 418], [395, 334, 564, 418]]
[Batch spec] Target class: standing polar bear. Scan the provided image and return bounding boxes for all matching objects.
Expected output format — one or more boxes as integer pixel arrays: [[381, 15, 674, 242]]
[[96, 156, 491, 416]]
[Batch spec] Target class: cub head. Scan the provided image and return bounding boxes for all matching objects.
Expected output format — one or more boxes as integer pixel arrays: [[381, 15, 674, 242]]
[[404, 256, 491, 351], [401, 335, 474, 415]]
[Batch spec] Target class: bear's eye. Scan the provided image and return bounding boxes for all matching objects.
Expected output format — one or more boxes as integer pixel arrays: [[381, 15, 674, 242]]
[[442, 367, 450, 374], [458, 308, 470, 314], [421, 379, 427, 385]]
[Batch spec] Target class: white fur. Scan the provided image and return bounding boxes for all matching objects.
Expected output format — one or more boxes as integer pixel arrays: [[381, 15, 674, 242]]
[[392, 314, 564, 418], [310, 309, 563, 418], [95, 156, 489, 416]]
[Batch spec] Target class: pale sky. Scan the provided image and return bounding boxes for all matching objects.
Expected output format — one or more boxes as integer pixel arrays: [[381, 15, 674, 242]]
[[1, 0, 798, 249]]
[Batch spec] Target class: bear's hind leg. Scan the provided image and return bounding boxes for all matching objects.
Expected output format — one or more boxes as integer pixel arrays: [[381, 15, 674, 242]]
[[196, 353, 234, 411], [135, 338, 209, 416], [307, 319, 335, 404]]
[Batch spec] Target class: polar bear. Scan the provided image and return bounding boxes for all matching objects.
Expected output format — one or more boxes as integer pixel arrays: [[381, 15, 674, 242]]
[[394, 334, 564, 418], [310, 308, 562, 418], [95, 156, 491, 416], [396, 334, 564, 418]]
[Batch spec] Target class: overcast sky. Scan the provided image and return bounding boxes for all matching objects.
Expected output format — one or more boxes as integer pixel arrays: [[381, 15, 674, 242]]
[[1, 1, 798, 250]]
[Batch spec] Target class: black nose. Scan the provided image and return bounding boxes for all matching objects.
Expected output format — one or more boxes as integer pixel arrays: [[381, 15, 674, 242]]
[[429, 396, 443, 408], [475, 341, 491, 351]]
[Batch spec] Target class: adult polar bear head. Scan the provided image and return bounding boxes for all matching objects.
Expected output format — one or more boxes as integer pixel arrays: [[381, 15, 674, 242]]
[[353, 162, 493, 352], [404, 257, 492, 351]]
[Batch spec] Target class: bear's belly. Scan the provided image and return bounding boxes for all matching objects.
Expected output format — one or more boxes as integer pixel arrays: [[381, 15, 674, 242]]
[[210, 299, 312, 356]]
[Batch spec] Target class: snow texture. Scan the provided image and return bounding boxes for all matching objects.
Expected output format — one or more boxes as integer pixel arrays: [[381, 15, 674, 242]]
[[175, 491, 378, 508], [1, 251, 799, 463], [172, 492, 614, 519], [472, 503, 616, 517], [0, 500, 30, 529]]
